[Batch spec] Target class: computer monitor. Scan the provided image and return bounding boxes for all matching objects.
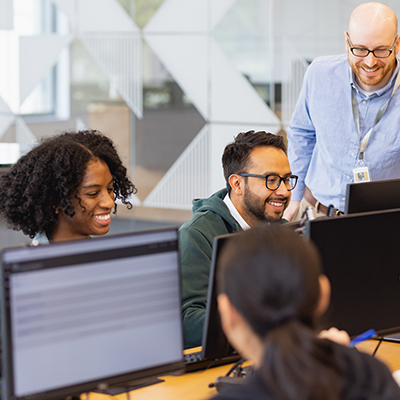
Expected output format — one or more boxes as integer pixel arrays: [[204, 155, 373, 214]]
[[344, 178, 400, 214], [0, 228, 184, 400], [201, 234, 239, 361], [0, 164, 12, 177], [303, 209, 400, 337]]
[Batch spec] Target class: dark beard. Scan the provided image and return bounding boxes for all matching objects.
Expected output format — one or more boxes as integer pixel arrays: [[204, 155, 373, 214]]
[[243, 189, 286, 224]]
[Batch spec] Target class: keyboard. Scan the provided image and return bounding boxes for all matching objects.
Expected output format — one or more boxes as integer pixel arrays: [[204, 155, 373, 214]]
[[183, 350, 242, 373]]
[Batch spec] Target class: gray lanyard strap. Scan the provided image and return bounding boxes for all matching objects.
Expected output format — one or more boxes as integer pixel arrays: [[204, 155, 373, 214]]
[[351, 67, 400, 164]]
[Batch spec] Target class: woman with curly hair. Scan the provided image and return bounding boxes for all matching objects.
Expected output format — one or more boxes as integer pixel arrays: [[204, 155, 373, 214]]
[[214, 225, 400, 400], [0, 130, 136, 244]]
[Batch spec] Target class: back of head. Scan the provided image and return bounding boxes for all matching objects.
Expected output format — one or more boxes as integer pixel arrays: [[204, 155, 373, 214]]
[[218, 225, 321, 334], [218, 225, 342, 400], [222, 130, 287, 193], [0, 130, 135, 238]]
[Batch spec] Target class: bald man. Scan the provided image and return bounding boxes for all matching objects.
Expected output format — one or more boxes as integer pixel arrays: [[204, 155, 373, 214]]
[[285, 2, 400, 221]]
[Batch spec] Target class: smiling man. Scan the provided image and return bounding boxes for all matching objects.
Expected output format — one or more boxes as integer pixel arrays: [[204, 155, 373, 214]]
[[180, 130, 296, 348], [286, 2, 400, 221]]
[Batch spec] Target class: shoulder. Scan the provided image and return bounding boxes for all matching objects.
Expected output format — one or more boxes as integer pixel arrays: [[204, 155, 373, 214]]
[[332, 342, 400, 398], [179, 210, 236, 248], [308, 54, 348, 71], [180, 189, 239, 239], [305, 54, 349, 81], [31, 232, 51, 246]]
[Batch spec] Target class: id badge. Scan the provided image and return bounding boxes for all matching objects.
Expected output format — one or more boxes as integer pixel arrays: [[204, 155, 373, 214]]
[[353, 166, 370, 182]]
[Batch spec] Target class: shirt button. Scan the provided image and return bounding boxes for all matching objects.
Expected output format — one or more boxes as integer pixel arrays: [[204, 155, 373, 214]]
[[362, 100, 367, 104], [351, 152, 355, 157], [342, 197, 346, 201], [347, 175, 351, 179]]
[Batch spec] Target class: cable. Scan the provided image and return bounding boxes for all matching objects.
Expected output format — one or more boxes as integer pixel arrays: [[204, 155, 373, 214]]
[[224, 359, 245, 377], [372, 336, 383, 357]]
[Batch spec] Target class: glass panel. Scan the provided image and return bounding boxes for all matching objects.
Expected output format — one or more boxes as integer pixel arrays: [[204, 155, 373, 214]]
[[15, 0, 57, 115]]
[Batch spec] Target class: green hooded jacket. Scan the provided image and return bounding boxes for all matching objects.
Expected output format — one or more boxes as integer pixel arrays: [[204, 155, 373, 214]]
[[179, 188, 241, 348]]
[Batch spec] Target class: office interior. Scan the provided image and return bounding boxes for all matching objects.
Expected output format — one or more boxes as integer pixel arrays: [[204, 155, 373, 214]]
[[2, 1, 400, 399], [5, 0, 397, 248]]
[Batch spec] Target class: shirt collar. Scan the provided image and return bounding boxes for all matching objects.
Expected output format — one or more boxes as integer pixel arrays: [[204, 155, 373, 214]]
[[223, 193, 251, 231], [349, 57, 400, 98]]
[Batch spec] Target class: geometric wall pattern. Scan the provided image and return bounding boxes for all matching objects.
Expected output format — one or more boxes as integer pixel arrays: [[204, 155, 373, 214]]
[[54, 0, 143, 120], [15, 118, 37, 156], [80, 34, 142, 118], [0, 0, 296, 211], [144, 125, 210, 209], [0, 32, 73, 116], [143, 0, 281, 209], [0, 96, 15, 140], [5, 0, 400, 212], [0, 0, 142, 201]]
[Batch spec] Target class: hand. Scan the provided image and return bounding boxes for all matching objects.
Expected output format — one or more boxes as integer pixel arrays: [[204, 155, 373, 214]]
[[318, 327, 350, 346], [283, 200, 300, 221]]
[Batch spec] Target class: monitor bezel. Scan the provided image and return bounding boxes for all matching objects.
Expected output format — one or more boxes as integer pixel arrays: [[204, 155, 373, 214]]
[[344, 178, 400, 215], [201, 233, 239, 361], [302, 209, 400, 338], [1, 227, 185, 400]]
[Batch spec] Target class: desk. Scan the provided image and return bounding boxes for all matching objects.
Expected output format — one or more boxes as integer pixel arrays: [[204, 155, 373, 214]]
[[356, 340, 400, 372], [84, 363, 229, 400], [85, 340, 400, 400]]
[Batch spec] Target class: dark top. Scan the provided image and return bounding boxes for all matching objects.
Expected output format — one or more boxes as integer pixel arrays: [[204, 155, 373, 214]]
[[213, 341, 400, 400], [179, 189, 241, 348]]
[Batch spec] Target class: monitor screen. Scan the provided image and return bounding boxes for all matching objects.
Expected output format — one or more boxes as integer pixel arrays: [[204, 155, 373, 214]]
[[344, 178, 400, 214], [1, 228, 184, 400], [303, 210, 400, 337]]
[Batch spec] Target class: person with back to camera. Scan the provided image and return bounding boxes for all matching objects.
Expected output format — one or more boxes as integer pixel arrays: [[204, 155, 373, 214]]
[[0, 130, 136, 245], [214, 225, 400, 400]]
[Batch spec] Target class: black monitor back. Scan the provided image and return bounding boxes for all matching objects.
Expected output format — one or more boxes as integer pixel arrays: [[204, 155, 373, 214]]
[[345, 178, 400, 214], [303, 209, 400, 337], [201, 234, 237, 360]]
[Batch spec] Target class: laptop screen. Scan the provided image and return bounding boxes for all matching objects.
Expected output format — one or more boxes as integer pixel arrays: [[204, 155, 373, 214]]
[[1, 228, 184, 400], [303, 209, 400, 337]]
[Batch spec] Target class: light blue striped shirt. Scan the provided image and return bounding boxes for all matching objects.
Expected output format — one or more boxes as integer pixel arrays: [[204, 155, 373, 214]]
[[288, 54, 400, 212]]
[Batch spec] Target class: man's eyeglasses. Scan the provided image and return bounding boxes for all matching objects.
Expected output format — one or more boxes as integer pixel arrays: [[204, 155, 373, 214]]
[[238, 173, 298, 191], [346, 33, 398, 58]]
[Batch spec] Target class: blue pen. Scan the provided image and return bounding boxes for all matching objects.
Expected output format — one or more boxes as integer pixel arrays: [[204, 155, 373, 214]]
[[350, 328, 377, 347]]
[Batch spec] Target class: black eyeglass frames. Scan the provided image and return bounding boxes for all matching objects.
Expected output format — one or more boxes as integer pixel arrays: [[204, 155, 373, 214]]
[[238, 173, 298, 191], [346, 33, 398, 58]]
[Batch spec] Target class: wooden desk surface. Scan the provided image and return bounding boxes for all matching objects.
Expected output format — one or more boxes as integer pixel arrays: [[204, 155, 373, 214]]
[[356, 339, 400, 372], [84, 340, 400, 400], [84, 363, 228, 400]]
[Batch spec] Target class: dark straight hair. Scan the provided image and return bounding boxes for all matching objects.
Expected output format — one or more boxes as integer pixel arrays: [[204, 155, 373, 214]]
[[217, 225, 343, 400], [221, 130, 287, 193]]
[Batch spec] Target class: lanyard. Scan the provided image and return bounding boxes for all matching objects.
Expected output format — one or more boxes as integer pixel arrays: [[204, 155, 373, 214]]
[[351, 66, 400, 165]]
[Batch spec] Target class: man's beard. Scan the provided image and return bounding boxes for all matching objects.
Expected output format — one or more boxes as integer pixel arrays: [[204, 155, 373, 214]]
[[242, 187, 287, 224], [349, 54, 396, 90]]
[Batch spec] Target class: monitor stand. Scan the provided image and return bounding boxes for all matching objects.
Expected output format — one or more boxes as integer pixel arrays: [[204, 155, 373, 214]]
[[93, 377, 164, 395]]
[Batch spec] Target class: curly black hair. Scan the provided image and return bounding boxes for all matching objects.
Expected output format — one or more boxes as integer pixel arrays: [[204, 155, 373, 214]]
[[0, 130, 136, 238]]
